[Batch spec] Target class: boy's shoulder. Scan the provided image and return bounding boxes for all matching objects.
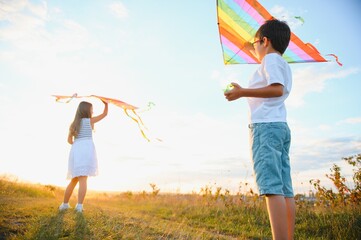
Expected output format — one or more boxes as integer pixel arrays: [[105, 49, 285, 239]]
[[264, 53, 285, 62], [263, 53, 289, 68]]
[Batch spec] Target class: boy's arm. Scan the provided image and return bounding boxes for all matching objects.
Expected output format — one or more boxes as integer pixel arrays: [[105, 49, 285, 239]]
[[224, 83, 283, 101]]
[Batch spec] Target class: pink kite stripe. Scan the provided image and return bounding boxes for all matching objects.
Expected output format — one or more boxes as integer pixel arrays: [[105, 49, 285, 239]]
[[287, 41, 314, 61], [235, 0, 264, 25], [221, 35, 256, 63]]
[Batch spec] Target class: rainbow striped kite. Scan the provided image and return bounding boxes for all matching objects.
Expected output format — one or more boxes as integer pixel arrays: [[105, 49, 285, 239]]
[[217, 0, 341, 65]]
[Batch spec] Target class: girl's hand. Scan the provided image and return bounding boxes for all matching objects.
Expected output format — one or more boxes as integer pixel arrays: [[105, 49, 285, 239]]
[[101, 100, 108, 105]]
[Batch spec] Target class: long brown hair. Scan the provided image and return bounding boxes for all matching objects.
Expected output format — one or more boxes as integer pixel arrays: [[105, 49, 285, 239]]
[[69, 101, 92, 137]]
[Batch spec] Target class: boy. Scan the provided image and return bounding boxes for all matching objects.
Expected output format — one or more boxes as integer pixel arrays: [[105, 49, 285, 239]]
[[224, 19, 295, 240]]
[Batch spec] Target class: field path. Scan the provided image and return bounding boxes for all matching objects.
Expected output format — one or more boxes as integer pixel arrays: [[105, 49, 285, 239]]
[[86, 200, 240, 239]]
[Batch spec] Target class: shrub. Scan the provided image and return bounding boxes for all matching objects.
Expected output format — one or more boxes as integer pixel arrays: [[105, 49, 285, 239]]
[[310, 153, 361, 207]]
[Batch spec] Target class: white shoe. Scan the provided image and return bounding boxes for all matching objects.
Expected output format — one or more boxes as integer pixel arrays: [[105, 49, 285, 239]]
[[75, 204, 83, 213], [59, 203, 70, 211]]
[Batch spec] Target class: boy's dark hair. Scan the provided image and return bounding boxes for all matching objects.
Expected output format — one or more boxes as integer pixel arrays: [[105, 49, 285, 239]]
[[255, 19, 291, 54]]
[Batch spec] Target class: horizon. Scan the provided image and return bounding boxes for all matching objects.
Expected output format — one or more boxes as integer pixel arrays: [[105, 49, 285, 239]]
[[0, 173, 343, 197]]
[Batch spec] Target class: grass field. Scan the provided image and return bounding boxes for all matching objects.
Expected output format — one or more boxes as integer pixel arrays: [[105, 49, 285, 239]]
[[0, 178, 360, 240]]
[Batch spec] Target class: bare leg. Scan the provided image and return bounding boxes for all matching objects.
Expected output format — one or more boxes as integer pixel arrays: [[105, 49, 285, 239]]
[[77, 176, 88, 204], [63, 177, 79, 203], [285, 197, 296, 240], [266, 195, 288, 240]]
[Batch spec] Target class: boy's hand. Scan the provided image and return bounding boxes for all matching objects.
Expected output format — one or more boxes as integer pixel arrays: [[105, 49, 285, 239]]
[[243, 42, 257, 59], [224, 82, 243, 101], [243, 42, 254, 52], [223, 83, 234, 93]]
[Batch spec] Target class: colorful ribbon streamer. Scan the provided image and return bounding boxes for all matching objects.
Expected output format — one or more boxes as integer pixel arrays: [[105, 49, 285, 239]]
[[53, 94, 154, 142]]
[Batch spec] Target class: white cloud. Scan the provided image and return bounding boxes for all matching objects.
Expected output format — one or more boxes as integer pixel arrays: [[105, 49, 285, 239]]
[[269, 5, 305, 30], [27, 1, 47, 20], [0, 8, 43, 41], [0, 0, 94, 57], [0, 0, 27, 18], [291, 135, 361, 171], [109, 2, 128, 19], [287, 65, 359, 108], [0, 1, 105, 89], [318, 124, 331, 131], [339, 117, 361, 125]]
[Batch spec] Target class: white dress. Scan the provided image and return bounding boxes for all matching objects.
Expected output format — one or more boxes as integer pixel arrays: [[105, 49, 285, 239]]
[[67, 118, 98, 179]]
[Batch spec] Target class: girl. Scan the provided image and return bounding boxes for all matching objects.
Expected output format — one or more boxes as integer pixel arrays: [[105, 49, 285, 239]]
[[59, 100, 108, 213]]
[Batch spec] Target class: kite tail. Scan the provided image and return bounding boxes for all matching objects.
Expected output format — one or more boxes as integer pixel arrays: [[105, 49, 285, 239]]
[[137, 102, 156, 113], [131, 109, 147, 131], [53, 93, 78, 103], [306, 44, 342, 66], [326, 54, 343, 66], [124, 109, 150, 142]]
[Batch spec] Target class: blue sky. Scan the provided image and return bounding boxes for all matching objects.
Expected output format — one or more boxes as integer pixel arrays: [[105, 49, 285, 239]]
[[0, 0, 360, 194]]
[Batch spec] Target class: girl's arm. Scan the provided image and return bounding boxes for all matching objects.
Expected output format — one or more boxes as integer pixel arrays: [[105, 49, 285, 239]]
[[90, 101, 108, 127], [67, 131, 74, 144]]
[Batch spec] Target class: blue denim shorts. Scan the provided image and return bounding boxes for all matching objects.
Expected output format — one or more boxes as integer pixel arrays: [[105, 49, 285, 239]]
[[249, 122, 294, 197]]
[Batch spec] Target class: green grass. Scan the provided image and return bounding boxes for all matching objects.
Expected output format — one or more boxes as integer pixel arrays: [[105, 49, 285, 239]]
[[0, 179, 360, 239]]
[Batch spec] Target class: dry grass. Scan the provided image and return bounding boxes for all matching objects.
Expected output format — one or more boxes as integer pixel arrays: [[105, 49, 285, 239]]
[[0, 178, 360, 239]]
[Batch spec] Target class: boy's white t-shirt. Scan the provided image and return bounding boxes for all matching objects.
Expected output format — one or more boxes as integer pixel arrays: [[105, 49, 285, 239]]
[[247, 53, 292, 123]]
